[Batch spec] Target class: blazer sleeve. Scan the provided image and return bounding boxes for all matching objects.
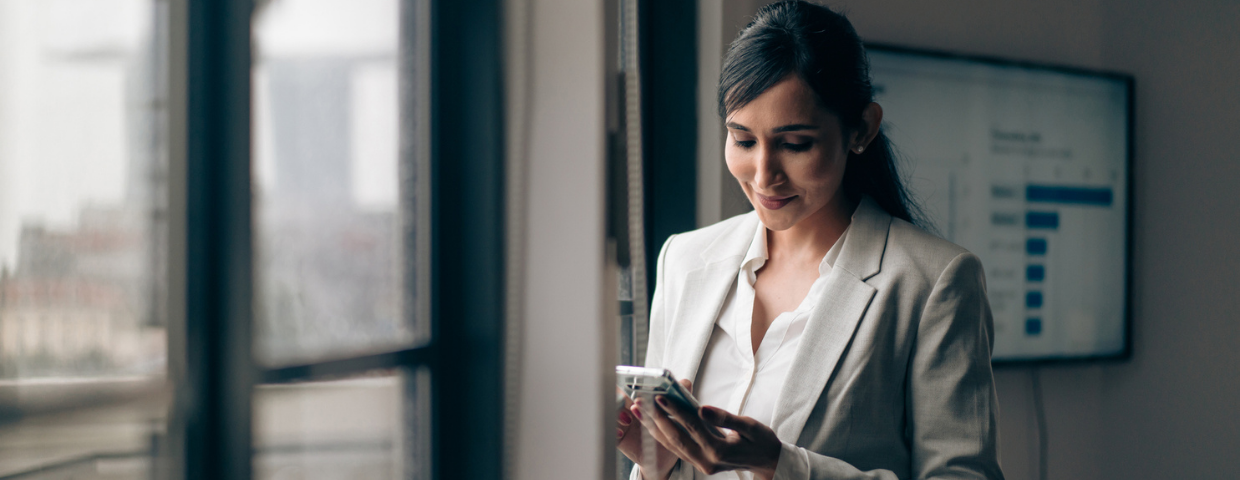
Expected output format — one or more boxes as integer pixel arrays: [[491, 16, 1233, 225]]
[[773, 252, 1004, 480], [905, 252, 1003, 479]]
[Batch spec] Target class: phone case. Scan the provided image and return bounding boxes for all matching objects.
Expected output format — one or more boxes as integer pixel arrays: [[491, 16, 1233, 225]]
[[616, 366, 701, 412]]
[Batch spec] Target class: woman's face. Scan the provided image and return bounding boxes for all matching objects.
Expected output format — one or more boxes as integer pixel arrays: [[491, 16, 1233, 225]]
[[724, 75, 858, 231]]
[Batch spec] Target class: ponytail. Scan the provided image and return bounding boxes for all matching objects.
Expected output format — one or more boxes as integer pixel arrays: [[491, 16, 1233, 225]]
[[842, 130, 925, 226]]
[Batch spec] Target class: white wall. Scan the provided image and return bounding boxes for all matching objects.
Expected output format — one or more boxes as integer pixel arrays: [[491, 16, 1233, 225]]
[[708, 1, 1240, 479], [509, 0, 612, 479]]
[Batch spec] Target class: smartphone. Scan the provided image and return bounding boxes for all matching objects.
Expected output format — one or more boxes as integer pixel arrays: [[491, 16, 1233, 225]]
[[616, 366, 702, 412]]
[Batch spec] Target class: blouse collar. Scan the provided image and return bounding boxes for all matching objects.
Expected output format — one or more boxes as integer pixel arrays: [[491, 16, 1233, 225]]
[[743, 218, 852, 279]]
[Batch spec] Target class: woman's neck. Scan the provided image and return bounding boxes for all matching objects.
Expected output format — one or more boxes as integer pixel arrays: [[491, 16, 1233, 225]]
[[766, 194, 856, 264]]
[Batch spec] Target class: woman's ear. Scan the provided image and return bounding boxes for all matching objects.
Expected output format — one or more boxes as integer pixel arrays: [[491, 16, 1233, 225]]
[[851, 102, 883, 153]]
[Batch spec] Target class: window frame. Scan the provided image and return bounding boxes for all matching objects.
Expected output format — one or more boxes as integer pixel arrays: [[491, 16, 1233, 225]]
[[178, 1, 507, 480]]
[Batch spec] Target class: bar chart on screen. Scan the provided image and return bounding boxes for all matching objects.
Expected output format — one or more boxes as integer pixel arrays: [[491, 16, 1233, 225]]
[[870, 47, 1131, 361]]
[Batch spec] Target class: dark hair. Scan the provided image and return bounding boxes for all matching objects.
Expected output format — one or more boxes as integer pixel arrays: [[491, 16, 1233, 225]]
[[719, 0, 924, 226]]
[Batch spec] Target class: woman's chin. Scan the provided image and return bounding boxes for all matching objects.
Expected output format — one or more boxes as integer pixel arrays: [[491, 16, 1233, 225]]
[[754, 209, 800, 231]]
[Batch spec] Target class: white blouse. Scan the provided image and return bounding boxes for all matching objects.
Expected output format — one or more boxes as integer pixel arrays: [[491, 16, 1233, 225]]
[[692, 221, 847, 480]]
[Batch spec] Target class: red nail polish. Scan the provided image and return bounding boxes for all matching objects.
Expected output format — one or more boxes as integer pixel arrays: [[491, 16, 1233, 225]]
[[632, 406, 643, 420]]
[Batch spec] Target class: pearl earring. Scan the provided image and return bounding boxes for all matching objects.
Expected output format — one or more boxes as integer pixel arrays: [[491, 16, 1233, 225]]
[[855, 145, 865, 154]]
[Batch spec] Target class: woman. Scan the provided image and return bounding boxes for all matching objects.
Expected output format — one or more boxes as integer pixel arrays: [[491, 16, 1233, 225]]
[[616, 2, 1004, 479]]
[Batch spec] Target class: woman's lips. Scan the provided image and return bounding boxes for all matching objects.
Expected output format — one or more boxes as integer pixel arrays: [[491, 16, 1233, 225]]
[[755, 193, 796, 210]]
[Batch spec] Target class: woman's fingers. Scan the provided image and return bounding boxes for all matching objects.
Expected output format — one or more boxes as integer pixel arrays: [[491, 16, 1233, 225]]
[[698, 406, 783, 473], [631, 394, 731, 473], [653, 397, 732, 475], [615, 392, 635, 442], [638, 398, 702, 459], [631, 401, 672, 445], [618, 407, 633, 426], [644, 398, 687, 442], [626, 403, 672, 462], [655, 396, 722, 447], [630, 401, 781, 477], [701, 405, 760, 438], [617, 387, 635, 426], [632, 401, 699, 470]]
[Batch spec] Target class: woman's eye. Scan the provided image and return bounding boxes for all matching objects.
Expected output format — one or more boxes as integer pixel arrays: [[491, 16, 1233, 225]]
[[734, 140, 756, 149], [783, 142, 811, 152]]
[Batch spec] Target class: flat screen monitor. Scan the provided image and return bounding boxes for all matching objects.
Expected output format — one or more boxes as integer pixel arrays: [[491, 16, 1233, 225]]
[[867, 45, 1133, 363]]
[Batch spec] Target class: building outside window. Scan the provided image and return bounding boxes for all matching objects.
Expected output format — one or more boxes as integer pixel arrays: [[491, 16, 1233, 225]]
[[0, 0, 503, 479]]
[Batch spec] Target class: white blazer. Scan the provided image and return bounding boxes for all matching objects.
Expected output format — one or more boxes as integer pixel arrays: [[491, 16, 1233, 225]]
[[643, 197, 1004, 480]]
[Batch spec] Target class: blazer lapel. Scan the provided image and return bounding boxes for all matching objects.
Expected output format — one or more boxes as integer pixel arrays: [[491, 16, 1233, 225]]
[[661, 262, 736, 383], [661, 213, 758, 386], [770, 271, 876, 441], [770, 197, 892, 442]]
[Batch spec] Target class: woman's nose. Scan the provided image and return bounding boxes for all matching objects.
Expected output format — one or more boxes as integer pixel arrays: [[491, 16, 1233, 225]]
[[752, 146, 783, 189]]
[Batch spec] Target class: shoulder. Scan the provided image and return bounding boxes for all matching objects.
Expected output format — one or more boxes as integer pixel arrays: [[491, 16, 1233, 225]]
[[840, 197, 980, 287], [878, 216, 985, 290], [657, 211, 757, 274], [667, 210, 756, 249]]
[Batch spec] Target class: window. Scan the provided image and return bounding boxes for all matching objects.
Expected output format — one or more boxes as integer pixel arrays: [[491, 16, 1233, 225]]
[[0, 0, 507, 479], [0, 0, 169, 477], [610, 1, 700, 477], [249, 1, 423, 478], [252, 0, 418, 367]]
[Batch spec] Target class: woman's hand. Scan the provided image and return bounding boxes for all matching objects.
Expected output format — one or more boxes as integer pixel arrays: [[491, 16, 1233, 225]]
[[617, 387, 679, 479], [632, 382, 783, 480]]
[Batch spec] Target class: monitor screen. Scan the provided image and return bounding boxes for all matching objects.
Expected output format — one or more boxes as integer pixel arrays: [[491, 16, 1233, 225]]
[[867, 46, 1132, 363]]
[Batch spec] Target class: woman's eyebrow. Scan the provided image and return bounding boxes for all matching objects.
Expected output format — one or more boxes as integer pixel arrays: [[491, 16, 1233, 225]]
[[725, 122, 818, 133], [772, 124, 817, 133]]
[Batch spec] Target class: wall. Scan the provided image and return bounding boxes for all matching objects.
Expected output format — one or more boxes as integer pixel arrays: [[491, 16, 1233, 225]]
[[509, 0, 611, 479], [708, 1, 1240, 479], [1095, 1, 1240, 478]]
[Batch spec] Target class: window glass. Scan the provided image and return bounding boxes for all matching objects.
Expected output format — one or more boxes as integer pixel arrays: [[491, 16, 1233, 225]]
[[0, 395, 165, 478], [253, 369, 426, 480], [252, 0, 420, 367], [0, 0, 167, 389], [0, 0, 168, 476]]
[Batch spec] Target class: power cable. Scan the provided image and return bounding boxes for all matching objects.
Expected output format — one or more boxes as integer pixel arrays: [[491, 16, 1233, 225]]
[[1031, 367, 1048, 480]]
